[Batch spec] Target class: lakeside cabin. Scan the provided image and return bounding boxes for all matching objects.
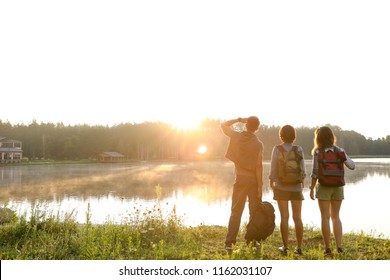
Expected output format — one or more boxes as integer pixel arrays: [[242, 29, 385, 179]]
[[0, 137, 23, 163], [99, 152, 125, 163]]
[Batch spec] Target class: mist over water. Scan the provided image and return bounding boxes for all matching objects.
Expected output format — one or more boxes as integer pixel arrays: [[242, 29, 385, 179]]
[[1, 159, 389, 238]]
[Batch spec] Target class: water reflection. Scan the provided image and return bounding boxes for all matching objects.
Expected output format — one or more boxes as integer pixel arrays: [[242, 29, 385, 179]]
[[0, 162, 235, 201], [1, 159, 389, 238]]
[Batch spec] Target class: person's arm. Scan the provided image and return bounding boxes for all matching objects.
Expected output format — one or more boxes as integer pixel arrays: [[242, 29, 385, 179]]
[[310, 151, 318, 200], [269, 179, 274, 189], [344, 153, 355, 170], [299, 146, 306, 189], [220, 118, 246, 136], [309, 178, 317, 200], [269, 146, 278, 188], [256, 144, 263, 201]]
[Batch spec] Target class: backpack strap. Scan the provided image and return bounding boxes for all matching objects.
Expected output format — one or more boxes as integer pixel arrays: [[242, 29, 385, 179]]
[[332, 145, 346, 168], [320, 146, 345, 165], [277, 145, 303, 161], [276, 145, 285, 154], [292, 145, 303, 161], [319, 148, 325, 161]]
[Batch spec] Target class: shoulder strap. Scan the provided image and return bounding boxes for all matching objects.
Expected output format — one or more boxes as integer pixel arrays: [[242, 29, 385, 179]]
[[333, 145, 346, 165], [276, 144, 285, 154], [292, 145, 303, 161]]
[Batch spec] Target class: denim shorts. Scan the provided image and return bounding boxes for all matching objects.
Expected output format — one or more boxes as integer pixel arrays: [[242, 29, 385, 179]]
[[315, 184, 344, 200]]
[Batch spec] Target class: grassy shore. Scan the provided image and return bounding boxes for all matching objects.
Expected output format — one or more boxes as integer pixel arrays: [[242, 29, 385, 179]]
[[1, 204, 389, 260]]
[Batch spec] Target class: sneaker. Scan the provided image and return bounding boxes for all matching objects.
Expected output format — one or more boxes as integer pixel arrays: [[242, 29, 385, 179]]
[[253, 241, 261, 249], [225, 244, 233, 254], [294, 248, 303, 255], [337, 247, 344, 253], [324, 248, 334, 257], [278, 246, 288, 255], [251, 241, 261, 254]]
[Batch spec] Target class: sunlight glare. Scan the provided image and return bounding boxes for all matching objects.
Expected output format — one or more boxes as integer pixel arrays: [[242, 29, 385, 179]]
[[168, 117, 201, 130], [197, 145, 207, 154]]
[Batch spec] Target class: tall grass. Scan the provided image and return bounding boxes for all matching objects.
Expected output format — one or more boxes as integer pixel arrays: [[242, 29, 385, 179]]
[[1, 196, 389, 260]]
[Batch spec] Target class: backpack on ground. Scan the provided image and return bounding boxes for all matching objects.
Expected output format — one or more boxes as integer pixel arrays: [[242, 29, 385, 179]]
[[276, 145, 303, 185], [317, 146, 347, 187], [245, 201, 275, 243]]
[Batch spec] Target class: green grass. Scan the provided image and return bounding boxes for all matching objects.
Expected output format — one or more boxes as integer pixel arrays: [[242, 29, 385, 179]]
[[1, 202, 389, 260]]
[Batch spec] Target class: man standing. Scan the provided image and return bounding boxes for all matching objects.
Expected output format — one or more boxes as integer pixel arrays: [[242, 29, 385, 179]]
[[221, 116, 264, 252]]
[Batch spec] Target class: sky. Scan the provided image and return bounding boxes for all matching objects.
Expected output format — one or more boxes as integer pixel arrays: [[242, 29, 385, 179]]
[[1, 1, 389, 139]]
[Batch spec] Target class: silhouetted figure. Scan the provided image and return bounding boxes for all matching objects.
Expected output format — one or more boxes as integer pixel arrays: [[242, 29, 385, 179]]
[[221, 116, 263, 253]]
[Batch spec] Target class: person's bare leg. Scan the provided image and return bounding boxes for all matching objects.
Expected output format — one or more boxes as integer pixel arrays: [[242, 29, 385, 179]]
[[277, 200, 290, 249], [318, 200, 331, 250], [291, 200, 303, 249], [330, 200, 343, 249]]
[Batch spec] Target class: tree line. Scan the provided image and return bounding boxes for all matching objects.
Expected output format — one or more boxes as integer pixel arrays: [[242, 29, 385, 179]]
[[1, 119, 389, 161]]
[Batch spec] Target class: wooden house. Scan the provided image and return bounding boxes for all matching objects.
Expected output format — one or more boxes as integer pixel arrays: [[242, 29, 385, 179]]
[[99, 152, 125, 163], [0, 137, 23, 163]]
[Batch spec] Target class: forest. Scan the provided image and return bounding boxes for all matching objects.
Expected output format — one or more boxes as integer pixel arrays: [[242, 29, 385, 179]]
[[1, 119, 390, 161]]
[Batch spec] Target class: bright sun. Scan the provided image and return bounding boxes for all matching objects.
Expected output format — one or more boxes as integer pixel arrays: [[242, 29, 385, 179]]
[[197, 145, 207, 154]]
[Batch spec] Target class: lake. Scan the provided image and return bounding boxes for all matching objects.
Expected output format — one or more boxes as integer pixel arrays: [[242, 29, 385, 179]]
[[1, 158, 389, 238]]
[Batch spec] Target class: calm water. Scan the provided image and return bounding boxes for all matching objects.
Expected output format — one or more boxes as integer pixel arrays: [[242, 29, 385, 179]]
[[1, 159, 389, 238]]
